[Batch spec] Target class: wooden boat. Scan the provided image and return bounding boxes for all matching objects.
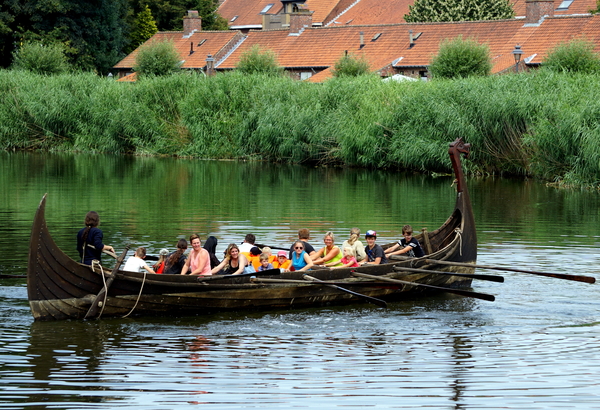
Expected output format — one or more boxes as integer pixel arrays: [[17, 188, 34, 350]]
[[27, 138, 478, 321]]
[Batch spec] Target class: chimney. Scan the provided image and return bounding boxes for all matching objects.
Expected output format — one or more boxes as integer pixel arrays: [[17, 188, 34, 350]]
[[206, 54, 215, 76], [359, 31, 364, 49], [289, 9, 313, 34], [525, 0, 554, 24], [183, 10, 202, 36]]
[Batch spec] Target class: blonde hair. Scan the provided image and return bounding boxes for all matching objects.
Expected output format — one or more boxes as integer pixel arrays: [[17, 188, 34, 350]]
[[343, 246, 355, 257], [347, 228, 360, 245], [259, 253, 269, 261], [262, 246, 272, 256], [324, 231, 335, 241]]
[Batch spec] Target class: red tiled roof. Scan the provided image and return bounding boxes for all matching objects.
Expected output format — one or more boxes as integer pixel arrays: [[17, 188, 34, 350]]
[[114, 31, 241, 69], [325, 0, 414, 26], [513, 0, 597, 17], [304, 0, 346, 25], [218, 0, 283, 28]]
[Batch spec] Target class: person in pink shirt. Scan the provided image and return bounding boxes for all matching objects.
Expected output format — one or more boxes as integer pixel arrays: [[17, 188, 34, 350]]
[[327, 246, 359, 269], [181, 234, 211, 276]]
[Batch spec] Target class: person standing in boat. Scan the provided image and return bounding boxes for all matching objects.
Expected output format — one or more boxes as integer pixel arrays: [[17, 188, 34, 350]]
[[164, 238, 188, 275], [341, 227, 367, 263], [288, 228, 317, 259], [361, 230, 388, 265], [77, 211, 115, 265], [290, 241, 314, 271], [312, 232, 343, 267], [181, 234, 212, 276], [123, 247, 156, 274], [211, 243, 250, 275], [384, 225, 425, 258]]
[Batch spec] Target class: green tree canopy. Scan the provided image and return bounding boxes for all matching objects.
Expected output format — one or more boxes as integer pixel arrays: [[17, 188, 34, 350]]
[[235, 45, 283, 76], [134, 39, 181, 77], [429, 36, 492, 79], [542, 38, 600, 74], [331, 52, 371, 77], [405, 0, 514, 23], [128, 5, 158, 54]]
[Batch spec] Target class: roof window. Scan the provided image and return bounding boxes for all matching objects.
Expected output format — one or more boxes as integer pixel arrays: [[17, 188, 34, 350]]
[[260, 4, 275, 14], [557, 0, 574, 10], [230, 15, 238, 22], [372, 33, 382, 41]]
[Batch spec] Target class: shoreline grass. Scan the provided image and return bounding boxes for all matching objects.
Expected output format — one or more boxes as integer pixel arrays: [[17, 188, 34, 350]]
[[2, 69, 600, 187]]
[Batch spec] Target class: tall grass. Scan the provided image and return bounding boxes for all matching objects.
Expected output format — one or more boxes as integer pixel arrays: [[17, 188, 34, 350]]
[[2, 69, 600, 186]]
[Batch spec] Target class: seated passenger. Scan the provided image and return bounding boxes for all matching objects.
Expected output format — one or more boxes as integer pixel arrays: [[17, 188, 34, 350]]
[[328, 246, 359, 269], [239, 233, 256, 253], [290, 241, 314, 272], [203, 235, 221, 269], [153, 248, 169, 274], [211, 243, 250, 275], [273, 251, 291, 271], [384, 225, 425, 258], [261, 246, 277, 264], [244, 246, 262, 271], [181, 234, 211, 276], [361, 230, 388, 265], [164, 239, 188, 275], [288, 228, 317, 259], [257, 253, 274, 271], [341, 228, 367, 263], [123, 247, 155, 274], [312, 231, 343, 267]]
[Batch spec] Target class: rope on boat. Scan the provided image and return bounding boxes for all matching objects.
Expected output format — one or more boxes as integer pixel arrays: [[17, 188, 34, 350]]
[[455, 228, 463, 256], [122, 270, 147, 318], [91, 260, 108, 318]]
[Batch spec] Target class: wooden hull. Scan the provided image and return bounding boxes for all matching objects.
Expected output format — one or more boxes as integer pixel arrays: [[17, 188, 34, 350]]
[[27, 139, 477, 321]]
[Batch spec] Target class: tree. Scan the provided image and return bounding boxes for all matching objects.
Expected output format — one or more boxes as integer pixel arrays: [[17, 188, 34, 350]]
[[0, 0, 129, 73], [131, 0, 227, 31], [405, 0, 514, 23], [331, 52, 371, 77], [134, 39, 181, 77], [194, 0, 228, 31], [235, 45, 283, 76], [128, 5, 158, 54], [429, 36, 492, 79], [542, 38, 600, 74]]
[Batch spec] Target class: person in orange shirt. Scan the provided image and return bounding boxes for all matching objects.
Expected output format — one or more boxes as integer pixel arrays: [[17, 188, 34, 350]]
[[244, 246, 262, 271], [273, 250, 291, 271]]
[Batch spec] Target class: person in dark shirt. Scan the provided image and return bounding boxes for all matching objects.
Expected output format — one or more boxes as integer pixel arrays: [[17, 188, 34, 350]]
[[361, 230, 388, 265], [384, 225, 425, 258], [163, 238, 189, 274], [76, 211, 114, 265]]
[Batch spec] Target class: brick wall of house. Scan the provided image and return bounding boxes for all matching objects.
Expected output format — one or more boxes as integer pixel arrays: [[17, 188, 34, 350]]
[[525, 0, 555, 23], [289, 11, 313, 33]]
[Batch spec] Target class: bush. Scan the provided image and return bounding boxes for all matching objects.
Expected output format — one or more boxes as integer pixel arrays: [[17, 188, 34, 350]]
[[11, 42, 70, 75], [429, 36, 492, 79], [133, 40, 181, 77], [235, 45, 283, 76], [331, 52, 371, 77], [542, 38, 600, 74]]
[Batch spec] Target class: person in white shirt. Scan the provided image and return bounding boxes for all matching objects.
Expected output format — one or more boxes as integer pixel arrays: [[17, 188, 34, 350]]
[[123, 247, 155, 274]]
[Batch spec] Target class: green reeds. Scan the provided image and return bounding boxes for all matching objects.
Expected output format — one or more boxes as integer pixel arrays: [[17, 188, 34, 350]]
[[3, 69, 600, 186]]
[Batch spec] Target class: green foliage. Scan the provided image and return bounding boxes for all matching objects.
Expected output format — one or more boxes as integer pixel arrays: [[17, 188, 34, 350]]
[[6, 70, 600, 186], [194, 0, 229, 30], [429, 36, 492, 79], [235, 45, 283, 76], [331, 53, 371, 77], [405, 0, 514, 22], [128, 5, 158, 53], [134, 40, 181, 77], [542, 38, 600, 74], [11, 42, 70, 74]]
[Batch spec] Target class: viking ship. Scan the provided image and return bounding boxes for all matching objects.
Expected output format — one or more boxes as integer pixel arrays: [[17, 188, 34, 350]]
[[27, 138, 479, 321]]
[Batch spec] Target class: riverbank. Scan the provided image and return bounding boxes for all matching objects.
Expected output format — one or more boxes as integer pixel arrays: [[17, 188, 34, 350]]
[[2, 69, 600, 187]]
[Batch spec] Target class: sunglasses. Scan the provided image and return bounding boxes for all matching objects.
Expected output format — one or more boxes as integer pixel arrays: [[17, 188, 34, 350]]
[[294, 246, 304, 250]]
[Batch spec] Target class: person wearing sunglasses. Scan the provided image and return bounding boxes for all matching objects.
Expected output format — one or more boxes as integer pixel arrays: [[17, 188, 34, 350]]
[[290, 241, 314, 271]]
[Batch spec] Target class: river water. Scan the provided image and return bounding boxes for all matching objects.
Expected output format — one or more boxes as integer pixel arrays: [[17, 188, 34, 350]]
[[0, 152, 599, 409]]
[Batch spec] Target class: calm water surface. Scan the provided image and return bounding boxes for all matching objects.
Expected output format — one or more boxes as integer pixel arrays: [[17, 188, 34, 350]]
[[0, 152, 599, 409]]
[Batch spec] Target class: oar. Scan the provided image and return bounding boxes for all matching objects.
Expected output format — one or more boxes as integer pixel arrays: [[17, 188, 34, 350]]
[[196, 268, 282, 281], [351, 271, 495, 302], [0, 274, 27, 279], [303, 274, 388, 308], [394, 265, 504, 282], [84, 246, 130, 320], [390, 256, 596, 284], [252, 277, 404, 288], [255, 243, 289, 252]]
